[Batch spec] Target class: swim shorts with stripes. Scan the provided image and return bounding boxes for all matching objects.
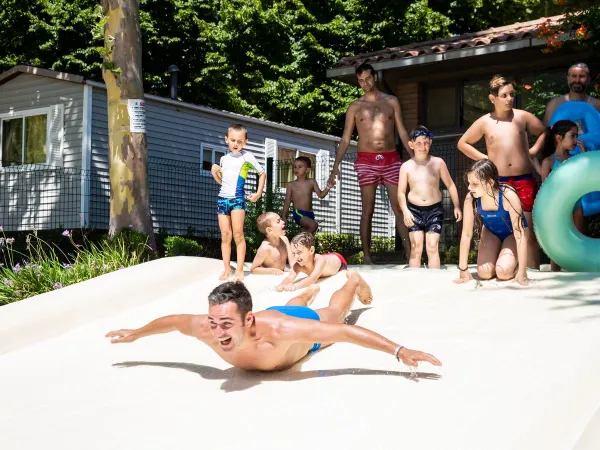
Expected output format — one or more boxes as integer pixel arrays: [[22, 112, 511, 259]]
[[353, 151, 402, 187]]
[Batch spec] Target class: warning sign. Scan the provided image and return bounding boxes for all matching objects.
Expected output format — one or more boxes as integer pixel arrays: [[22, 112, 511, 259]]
[[127, 99, 146, 133]]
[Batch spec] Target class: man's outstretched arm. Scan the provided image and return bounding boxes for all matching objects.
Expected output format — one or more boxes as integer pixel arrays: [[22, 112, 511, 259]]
[[106, 314, 207, 343], [278, 319, 441, 367]]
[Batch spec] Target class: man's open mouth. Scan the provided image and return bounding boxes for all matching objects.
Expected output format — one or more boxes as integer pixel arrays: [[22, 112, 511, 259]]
[[220, 337, 232, 346]]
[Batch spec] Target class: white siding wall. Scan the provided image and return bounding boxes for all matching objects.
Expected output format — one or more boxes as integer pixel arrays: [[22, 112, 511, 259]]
[[0, 74, 84, 230], [89, 86, 394, 238]]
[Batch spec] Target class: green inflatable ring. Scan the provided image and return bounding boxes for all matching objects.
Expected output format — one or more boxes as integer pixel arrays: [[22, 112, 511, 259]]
[[533, 151, 600, 272]]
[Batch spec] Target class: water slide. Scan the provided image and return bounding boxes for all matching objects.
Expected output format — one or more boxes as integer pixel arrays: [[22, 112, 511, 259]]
[[1, 257, 599, 449]]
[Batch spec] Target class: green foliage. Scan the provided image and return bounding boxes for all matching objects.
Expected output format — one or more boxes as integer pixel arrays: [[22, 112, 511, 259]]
[[0, 228, 150, 305], [164, 236, 203, 257], [315, 233, 360, 257], [0, 0, 555, 136], [370, 236, 395, 253], [441, 245, 477, 264]]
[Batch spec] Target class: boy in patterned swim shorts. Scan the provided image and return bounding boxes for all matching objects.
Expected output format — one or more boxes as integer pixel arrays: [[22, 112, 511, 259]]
[[211, 124, 266, 281]]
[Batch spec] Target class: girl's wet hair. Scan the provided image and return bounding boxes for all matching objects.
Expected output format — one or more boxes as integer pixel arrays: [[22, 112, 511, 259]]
[[540, 119, 578, 161], [466, 159, 525, 236]]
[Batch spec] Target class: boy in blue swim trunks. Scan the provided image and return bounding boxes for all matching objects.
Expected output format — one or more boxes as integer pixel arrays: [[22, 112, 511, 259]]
[[397, 126, 462, 269], [107, 271, 442, 371], [282, 156, 334, 234], [211, 124, 266, 281]]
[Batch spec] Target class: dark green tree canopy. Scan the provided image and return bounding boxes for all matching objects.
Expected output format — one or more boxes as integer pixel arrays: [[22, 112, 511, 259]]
[[0, 0, 570, 135]]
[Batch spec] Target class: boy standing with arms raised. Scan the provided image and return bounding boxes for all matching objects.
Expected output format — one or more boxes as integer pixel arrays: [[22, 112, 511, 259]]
[[211, 124, 265, 281], [282, 156, 334, 234], [398, 127, 462, 269], [457, 75, 545, 268]]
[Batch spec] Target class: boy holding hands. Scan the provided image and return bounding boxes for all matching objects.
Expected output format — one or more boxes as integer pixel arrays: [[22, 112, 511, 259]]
[[282, 156, 334, 234]]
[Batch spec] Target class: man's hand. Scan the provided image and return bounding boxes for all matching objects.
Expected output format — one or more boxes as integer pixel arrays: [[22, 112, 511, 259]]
[[402, 209, 415, 227], [247, 192, 261, 203], [453, 270, 474, 284], [454, 207, 463, 222], [106, 329, 137, 344], [398, 347, 442, 367], [328, 167, 340, 185]]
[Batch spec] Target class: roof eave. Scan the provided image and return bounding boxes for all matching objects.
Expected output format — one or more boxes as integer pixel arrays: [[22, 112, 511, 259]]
[[327, 37, 554, 79], [0, 65, 84, 87]]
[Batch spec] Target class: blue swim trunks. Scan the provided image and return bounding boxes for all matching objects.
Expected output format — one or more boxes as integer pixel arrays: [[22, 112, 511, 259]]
[[217, 196, 246, 216], [292, 208, 315, 225], [266, 305, 322, 354]]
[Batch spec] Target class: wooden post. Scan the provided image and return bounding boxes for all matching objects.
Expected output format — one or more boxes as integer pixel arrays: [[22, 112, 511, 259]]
[[102, 0, 155, 245]]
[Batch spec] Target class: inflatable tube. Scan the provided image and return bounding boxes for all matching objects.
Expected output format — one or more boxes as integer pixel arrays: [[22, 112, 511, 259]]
[[550, 101, 600, 216], [533, 151, 600, 272]]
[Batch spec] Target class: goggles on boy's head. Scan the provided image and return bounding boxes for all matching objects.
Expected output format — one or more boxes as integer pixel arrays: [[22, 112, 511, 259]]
[[409, 129, 434, 141]]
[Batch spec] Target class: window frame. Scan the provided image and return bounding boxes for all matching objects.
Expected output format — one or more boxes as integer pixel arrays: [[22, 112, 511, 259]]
[[273, 142, 328, 193], [0, 107, 52, 169], [199, 142, 229, 177]]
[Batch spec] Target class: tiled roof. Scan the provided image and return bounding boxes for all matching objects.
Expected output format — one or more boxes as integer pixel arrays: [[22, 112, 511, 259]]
[[334, 15, 564, 68]]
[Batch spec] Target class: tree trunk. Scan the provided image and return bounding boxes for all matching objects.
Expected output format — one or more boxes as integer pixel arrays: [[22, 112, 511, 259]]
[[102, 0, 155, 246]]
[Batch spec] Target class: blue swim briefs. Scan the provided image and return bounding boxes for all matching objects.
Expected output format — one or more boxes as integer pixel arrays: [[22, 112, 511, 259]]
[[266, 305, 322, 354], [217, 196, 246, 216], [292, 208, 315, 225]]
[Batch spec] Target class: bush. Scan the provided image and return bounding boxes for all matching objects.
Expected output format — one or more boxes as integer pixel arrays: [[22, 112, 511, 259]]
[[315, 233, 360, 258], [0, 228, 151, 305], [164, 236, 203, 257], [370, 236, 395, 253], [442, 245, 477, 265]]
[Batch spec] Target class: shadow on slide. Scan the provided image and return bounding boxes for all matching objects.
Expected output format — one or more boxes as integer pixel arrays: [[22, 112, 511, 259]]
[[113, 361, 441, 392]]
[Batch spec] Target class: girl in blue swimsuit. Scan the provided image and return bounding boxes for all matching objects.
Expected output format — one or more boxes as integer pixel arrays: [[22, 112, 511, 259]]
[[539, 119, 586, 272], [455, 160, 529, 286]]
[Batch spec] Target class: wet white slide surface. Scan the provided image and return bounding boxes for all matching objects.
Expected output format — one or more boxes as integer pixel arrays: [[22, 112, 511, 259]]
[[1, 257, 600, 450]]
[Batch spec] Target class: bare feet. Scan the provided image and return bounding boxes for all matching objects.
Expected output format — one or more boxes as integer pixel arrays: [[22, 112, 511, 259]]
[[218, 271, 232, 281], [233, 270, 245, 282], [303, 284, 320, 307], [346, 270, 373, 304]]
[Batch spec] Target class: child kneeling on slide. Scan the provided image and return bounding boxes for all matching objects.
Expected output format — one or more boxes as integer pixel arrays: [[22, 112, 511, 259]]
[[397, 126, 462, 268], [275, 232, 347, 292], [455, 159, 529, 286]]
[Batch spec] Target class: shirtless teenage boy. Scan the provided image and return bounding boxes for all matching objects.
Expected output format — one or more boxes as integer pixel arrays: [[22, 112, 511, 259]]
[[544, 63, 600, 125], [328, 63, 412, 264], [282, 156, 334, 234], [457, 75, 546, 268], [251, 212, 294, 275]]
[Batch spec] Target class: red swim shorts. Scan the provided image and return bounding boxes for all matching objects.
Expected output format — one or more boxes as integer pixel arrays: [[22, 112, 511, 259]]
[[498, 173, 538, 212], [323, 252, 348, 271], [354, 151, 402, 187]]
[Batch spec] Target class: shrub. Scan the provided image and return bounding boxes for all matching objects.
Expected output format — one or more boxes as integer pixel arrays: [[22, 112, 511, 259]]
[[164, 236, 203, 257], [0, 228, 150, 305], [442, 245, 477, 265], [315, 233, 360, 258]]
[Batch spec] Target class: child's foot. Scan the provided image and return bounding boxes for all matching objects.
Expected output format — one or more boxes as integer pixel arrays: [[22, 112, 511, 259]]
[[233, 270, 244, 282], [346, 270, 373, 305], [218, 271, 232, 281]]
